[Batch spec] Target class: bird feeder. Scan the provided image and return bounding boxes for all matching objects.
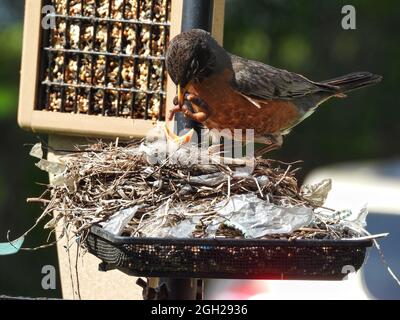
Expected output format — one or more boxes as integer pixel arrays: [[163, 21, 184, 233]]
[[18, 0, 225, 139], [17, 0, 226, 300]]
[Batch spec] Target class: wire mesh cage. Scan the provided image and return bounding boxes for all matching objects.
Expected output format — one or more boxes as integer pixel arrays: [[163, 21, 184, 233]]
[[18, 0, 225, 138], [87, 226, 372, 280], [40, 0, 171, 121]]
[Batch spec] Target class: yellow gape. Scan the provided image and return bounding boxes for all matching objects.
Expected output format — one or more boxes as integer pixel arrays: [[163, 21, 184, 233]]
[[164, 124, 194, 146]]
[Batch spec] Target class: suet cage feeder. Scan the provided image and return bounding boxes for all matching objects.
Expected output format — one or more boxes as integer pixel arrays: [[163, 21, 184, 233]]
[[18, 0, 225, 139]]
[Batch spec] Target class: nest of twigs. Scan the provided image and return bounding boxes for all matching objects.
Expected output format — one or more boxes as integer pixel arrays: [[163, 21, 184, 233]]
[[29, 139, 362, 242]]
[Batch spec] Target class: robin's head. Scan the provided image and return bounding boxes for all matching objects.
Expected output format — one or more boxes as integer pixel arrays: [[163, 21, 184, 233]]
[[166, 29, 223, 106]]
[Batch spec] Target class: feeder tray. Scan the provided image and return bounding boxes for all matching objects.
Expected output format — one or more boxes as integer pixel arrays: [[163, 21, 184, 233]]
[[86, 225, 372, 280]]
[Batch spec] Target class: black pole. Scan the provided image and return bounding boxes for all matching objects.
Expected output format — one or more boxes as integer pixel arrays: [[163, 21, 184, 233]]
[[182, 0, 214, 32], [158, 278, 200, 300], [175, 0, 214, 138], [164, 0, 215, 300]]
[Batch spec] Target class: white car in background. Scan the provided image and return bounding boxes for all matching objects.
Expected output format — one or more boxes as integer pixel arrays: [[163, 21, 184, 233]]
[[206, 160, 400, 300]]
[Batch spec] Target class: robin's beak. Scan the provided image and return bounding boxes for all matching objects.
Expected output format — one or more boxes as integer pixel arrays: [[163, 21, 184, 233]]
[[177, 84, 186, 107]]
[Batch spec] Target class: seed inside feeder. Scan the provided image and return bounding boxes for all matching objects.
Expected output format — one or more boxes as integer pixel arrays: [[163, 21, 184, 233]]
[[41, 0, 171, 121]]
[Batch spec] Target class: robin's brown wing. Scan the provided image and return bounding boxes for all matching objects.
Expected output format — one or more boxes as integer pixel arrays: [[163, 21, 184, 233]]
[[229, 54, 336, 101]]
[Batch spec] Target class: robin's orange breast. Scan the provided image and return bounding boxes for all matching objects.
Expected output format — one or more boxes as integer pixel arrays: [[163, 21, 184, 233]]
[[187, 69, 301, 139]]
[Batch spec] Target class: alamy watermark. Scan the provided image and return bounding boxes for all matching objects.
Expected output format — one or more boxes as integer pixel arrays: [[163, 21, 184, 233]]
[[41, 265, 57, 290], [341, 265, 356, 280], [342, 5, 356, 30], [42, 5, 56, 30]]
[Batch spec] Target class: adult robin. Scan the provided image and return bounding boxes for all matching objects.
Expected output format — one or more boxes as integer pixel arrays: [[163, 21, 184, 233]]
[[166, 29, 382, 155]]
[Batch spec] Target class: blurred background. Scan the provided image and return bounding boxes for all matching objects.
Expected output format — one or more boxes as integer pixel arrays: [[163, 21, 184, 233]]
[[0, 0, 399, 298]]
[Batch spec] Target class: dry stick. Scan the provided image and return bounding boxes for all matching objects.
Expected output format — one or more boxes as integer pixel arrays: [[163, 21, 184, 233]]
[[227, 175, 231, 199], [368, 234, 400, 287], [267, 159, 304, 166], [27, 198, 51, 204], [253, 177, 264, 198], [65, 229, 76, 300], [24, 196, 57, 234], [20, 241, 58, 251], [298, 227, 331, 234], [275, 164, 292, 187], [75, 241, 82, 300], [6, 198, 58, 252]]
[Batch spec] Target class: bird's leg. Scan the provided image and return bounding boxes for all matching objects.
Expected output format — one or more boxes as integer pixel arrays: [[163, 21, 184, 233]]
[[255, 133, 283, 157]]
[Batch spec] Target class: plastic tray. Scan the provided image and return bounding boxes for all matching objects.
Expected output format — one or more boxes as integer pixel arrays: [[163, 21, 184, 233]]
[[86, 225, 372, 280]]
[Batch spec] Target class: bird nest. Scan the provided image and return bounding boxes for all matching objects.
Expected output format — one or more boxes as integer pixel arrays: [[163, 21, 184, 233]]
[[28, 138, 367, 243]]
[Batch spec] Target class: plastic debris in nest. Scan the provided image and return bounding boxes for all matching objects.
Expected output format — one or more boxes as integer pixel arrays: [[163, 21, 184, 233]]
[[0, 236, 25, 256], [139, 194, 314, 239], [101, 205, 146, 236], [27, 139, 374, 241], [300, 178, 332, 207]]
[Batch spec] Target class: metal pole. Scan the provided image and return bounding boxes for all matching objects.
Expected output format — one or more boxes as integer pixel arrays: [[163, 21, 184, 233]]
[[165, 0, 214, 300], [158, 278, 200, 300], [182, 0, 214, 32]]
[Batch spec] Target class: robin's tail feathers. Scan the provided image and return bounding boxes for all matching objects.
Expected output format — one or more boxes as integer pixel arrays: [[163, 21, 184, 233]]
[[321, 72, 382, 94]]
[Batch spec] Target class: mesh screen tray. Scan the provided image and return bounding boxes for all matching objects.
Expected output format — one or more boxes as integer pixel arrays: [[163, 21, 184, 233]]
[[86, 225, 372, 280]]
